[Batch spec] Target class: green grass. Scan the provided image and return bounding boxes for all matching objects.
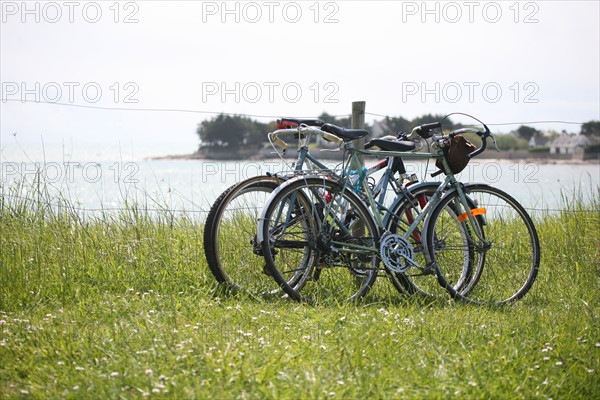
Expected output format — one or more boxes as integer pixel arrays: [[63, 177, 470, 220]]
[[1, 183, 599, 398]]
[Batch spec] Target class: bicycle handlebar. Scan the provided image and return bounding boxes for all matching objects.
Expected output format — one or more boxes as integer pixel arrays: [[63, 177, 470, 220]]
[[268, 126, 344, 152], [410, 122, 442, 139], [443, 124, 495, 158], [409, 118, 497, 159], [421, 121, 442, 132], [467, 131, 488, 158]]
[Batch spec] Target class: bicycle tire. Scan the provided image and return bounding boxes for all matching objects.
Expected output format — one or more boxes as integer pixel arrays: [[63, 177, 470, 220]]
[[258, 176, 380, 303], [427, 184, 540, 305], [203, 175, 284, 295]]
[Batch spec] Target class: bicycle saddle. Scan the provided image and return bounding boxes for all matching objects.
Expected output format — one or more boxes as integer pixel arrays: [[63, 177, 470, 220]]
[[320, 123, 369, 141], [365, 138, 416, 152], [276, 118, 325, 129]]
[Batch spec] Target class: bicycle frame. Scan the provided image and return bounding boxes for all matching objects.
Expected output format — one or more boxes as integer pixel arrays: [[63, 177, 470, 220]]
[[317, 142, 488, 274], [267, 128, 440, 240], [267, 127, 433, 209], [271, 125, 439, 213]]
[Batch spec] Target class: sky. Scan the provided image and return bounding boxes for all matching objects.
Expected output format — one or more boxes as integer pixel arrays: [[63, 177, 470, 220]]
[[1, 0, 599, 157]]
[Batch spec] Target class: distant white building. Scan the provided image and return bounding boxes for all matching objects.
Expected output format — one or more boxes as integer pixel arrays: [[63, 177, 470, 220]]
[[528, 135, 550, 148], [548, 133, 591, 154], [370, 119, 392, 137]]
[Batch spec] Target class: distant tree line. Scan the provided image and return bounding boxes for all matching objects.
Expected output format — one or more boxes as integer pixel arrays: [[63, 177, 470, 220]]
[[196, 113, 600, 153], [493, 121, 600, 151], [580, 120, 600, 137], [196, 114, 270, 152]]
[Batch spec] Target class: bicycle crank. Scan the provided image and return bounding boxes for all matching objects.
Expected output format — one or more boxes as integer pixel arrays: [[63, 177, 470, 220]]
[[379, 233, 414, 273]]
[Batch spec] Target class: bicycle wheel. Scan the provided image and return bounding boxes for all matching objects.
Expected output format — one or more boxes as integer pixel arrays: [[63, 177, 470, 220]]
[[203, 175, 284, 296], [386, 183, 480, 299], [258, 176, 380, 303], [427, 184, 540, 305]]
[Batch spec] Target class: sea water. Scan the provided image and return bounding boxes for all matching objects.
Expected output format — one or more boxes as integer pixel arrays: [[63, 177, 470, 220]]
[[1, 141, 598, 219]]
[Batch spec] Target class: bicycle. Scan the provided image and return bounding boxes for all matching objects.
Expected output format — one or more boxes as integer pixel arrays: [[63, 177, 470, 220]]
[[257, 113, 540, 305], [203, 117, 443, 297]]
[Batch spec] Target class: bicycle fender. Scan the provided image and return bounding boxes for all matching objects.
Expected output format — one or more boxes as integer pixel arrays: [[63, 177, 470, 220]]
[[382, 181, 442, 228], [255, 174, 325, 246], [421, 182, 486, 255]]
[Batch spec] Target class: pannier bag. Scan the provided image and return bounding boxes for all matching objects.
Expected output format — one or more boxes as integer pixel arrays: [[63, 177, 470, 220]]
[[435, 135, 477, 175]]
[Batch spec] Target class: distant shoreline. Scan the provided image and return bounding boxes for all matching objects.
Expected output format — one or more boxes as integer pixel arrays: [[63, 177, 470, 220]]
[[151, 150, 600, 165]]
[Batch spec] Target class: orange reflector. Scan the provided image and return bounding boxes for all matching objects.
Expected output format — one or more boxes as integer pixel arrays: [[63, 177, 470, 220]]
[[457, 207, 487, 222]]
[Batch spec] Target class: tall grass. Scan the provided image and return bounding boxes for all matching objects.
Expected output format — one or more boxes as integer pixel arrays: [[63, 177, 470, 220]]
[[1, 179, 598, 398]]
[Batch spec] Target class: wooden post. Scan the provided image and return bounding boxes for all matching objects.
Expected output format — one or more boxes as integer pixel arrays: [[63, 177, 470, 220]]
[[351, 101, 366, 167], [351, 101, 366, 239]]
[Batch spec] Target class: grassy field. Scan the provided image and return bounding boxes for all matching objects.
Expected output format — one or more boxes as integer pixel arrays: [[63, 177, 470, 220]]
[[1, 184, 599, 399]]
